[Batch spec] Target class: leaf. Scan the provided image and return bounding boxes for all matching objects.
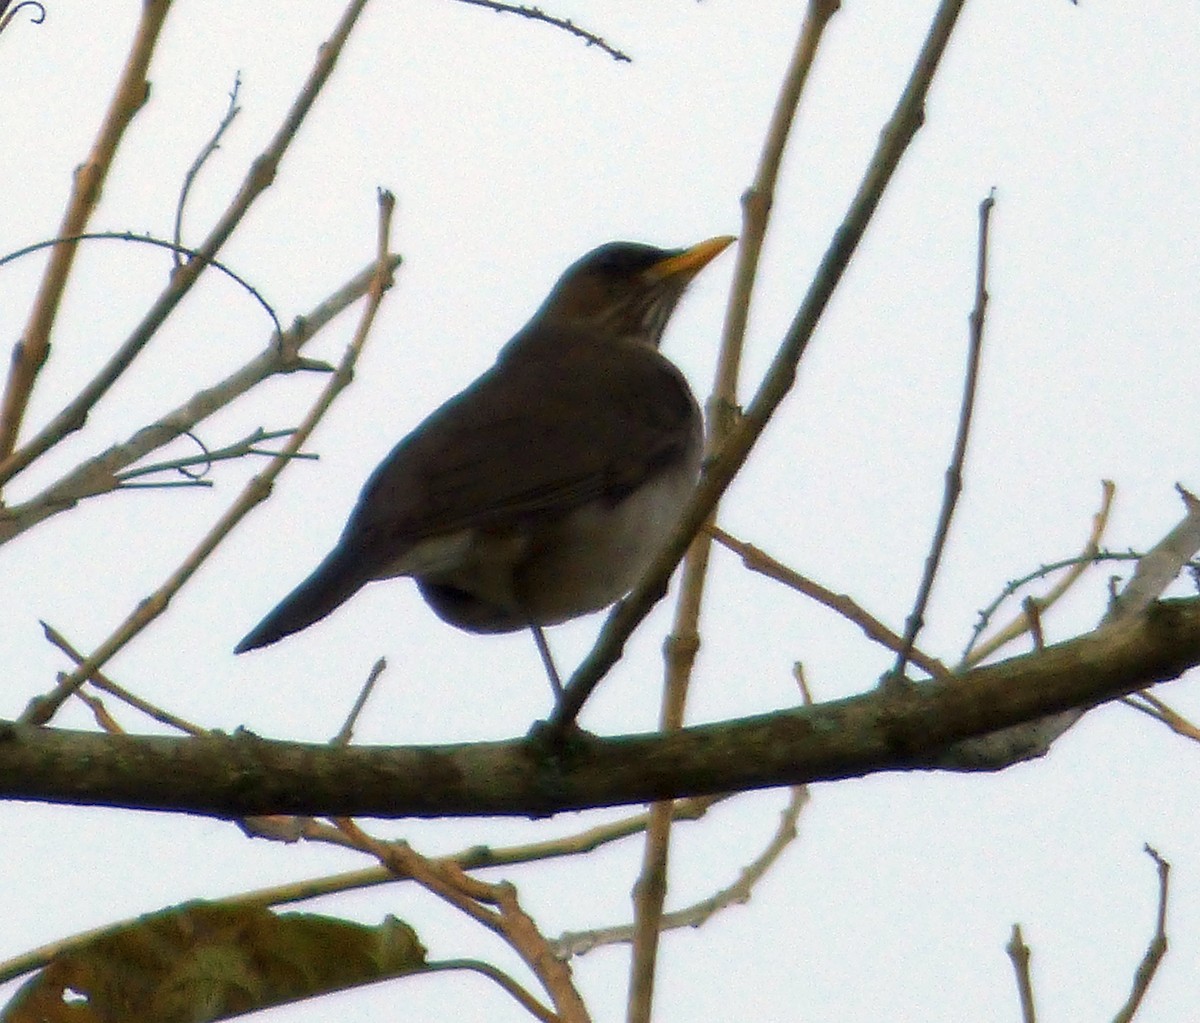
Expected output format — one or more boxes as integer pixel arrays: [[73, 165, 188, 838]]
[[2, 901, 427, 1022]]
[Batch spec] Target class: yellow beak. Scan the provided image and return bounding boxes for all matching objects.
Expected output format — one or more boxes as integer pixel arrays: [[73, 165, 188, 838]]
[[645, 235, 736, 283]]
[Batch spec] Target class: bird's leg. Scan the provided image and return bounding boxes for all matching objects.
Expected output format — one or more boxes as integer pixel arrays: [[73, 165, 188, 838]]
[[529, 624, 563, 695]]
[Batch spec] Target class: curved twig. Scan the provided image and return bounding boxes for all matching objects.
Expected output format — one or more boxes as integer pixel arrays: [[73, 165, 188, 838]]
[[453, 0, 630, 62], [173, 73, 242, 265], [961, 480, 1116, 668], [0, 1, 47, 34], [0, 231, 282, 337]]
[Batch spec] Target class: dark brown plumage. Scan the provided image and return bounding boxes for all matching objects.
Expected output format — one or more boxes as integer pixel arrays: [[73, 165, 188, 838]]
[[235, 237, 733, 663]]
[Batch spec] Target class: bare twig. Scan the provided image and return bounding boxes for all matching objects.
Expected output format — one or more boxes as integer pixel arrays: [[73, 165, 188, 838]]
[[40, 621, 207, 736], [424, 959, 559, 1023], [0, 254, 392, 545], [0, 0, 45, 35], [74, 688, 125, 735], [626, 6, 840, 1018], [710, 524, 949, 679], [335, 818, 590, 1022], [939, 486, 1200, 768], [332, 657, 387, 745], [1108, 485, 1200, 625], [0, 0, 169, 466], [961, 480, 1116, 668], [793, 661, 813, 704], [0, 231, 282, 335], [558, 787, 808, 959], [173, 73, 242, 264], [1121, 691, 1200, 743], [114, 428, 310, 487], [892, 189, 995, 681], [0, 0, 370, 487], [1022, 596, 1045, 651], [1112, 845, 1170, 1023], [18, 190, 399, 726], [453, 0, 630, 62], [549, 0, 970, 735], [1006, 924, 1036, 1023], [0, 793, 727, 985]]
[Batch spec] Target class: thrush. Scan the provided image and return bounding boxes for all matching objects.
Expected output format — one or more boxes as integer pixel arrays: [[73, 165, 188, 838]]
[[234, 235, 734, 686]]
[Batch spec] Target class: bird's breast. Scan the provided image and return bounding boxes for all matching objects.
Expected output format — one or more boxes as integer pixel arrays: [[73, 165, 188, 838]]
[[513, 452, 700, 626]]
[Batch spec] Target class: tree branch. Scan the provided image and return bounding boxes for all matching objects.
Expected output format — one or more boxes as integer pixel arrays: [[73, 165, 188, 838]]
[[3, 598, 1199, 818]]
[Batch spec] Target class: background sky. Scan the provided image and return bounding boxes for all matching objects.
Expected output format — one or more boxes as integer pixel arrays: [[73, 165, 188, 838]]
[[3, 2, 1200, 1020]]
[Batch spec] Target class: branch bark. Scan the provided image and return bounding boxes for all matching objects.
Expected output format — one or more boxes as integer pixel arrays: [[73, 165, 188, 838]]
[[3, 598, 1199, 819]]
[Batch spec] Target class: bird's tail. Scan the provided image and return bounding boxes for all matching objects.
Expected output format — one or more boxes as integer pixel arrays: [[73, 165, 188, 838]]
[[234, 543, 371, 653]]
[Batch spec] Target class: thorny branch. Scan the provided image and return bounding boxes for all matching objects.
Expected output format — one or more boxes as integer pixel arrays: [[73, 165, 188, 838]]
[[453, 0, 630, 62], [961, 480, 1116, 668]]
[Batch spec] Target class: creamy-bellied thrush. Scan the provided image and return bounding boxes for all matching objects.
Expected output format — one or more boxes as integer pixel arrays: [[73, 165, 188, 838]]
[[234, 236, 734, 684]]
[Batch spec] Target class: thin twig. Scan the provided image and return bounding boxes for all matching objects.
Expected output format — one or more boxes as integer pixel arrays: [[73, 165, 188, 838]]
[[74, 688, 125, 734], [549, 0, 970, 735], [709, 524, 949, 679], [1006, 924, 1036, 1023], [961, 480, 1116, 668], [0, 1, 46, 35], [558, 787, 808, 959], [453, 0, 630, 62], [40, 620, 207, 736], [335, 818, 590, 1022], [424, 959, 558, 1023], [625, 6, 839, 1018], [114, 428, 309, 485], [0, 793, 725, 986], [0, 0, 370, 487], [1112, 845, 1170, 1023], [173, 73, 242, 265], [18, 189, 399, 725], [332, 657, 387, 745], [0, 0, 169, 466], [1121, 691, 1200, 743], [892, 189, 995, 681], [0, 255, 392, 546], [0, 231, 282, 336]]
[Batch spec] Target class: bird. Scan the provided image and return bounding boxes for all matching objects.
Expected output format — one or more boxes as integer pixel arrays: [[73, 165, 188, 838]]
[[235, 235, 735, 689]]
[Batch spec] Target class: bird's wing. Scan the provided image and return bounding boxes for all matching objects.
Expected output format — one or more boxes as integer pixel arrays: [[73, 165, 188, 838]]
[[342, 331, 700, 562]]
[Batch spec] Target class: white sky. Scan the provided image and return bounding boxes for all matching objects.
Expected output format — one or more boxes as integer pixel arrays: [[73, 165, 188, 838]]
[[3, 2, 1200, 1020]]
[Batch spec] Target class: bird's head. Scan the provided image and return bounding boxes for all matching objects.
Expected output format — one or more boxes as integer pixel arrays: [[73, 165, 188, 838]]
[[535, 236, 735, 347]]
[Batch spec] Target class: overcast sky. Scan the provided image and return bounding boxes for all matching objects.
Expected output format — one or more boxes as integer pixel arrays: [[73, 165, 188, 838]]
[[3, 2, 1200, 1020]]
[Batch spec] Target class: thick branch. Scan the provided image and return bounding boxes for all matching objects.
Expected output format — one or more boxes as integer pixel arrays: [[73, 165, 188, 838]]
[[2, 599, 1198, 819]]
